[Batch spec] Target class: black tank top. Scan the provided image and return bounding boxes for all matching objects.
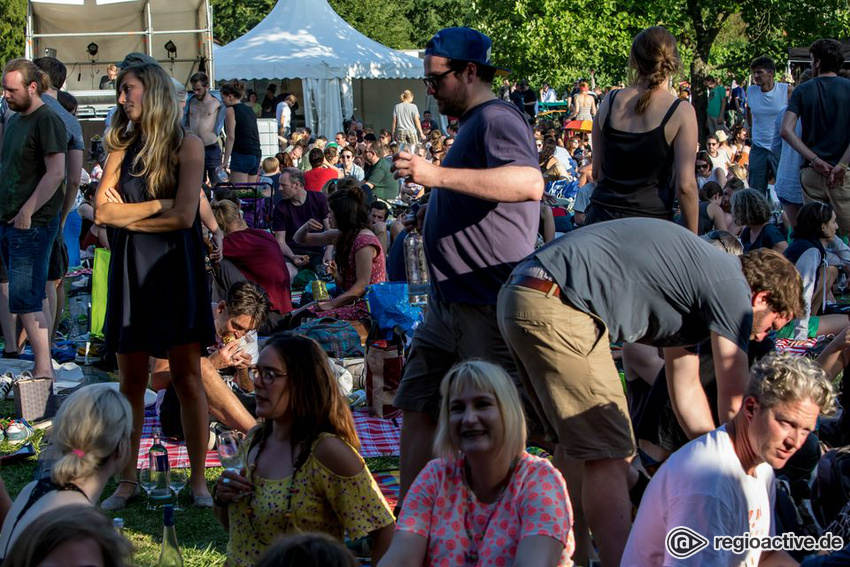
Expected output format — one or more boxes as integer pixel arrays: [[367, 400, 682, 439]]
[[591, 90, 684, 218], [232, 103, 261, 157]]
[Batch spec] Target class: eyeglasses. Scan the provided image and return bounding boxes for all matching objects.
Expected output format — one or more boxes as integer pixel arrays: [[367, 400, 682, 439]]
[[248, 367, 288, 385], [423, 69, 454, 91]]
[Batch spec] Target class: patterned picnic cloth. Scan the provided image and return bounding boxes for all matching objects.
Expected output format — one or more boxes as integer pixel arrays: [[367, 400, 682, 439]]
[[774, 337, 820, 357], [373, 470, 400, 511], [137, 408, 403, 468]]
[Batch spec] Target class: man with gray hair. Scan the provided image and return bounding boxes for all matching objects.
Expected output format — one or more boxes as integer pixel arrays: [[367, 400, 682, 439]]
[[624, 353, 836, 566]]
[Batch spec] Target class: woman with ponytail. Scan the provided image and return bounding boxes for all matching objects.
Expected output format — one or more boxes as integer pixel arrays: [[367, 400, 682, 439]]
[[587, 26, 699, 232], [293, 178, 386, 320], [221, 80, 262, 184], [0, 384, 132, 560]]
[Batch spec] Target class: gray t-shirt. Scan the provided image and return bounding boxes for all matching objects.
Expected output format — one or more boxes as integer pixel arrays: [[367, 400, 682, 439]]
[[42, 94, 84, 151], [393, 101, 419, 133], [533, 218, 753, 350]]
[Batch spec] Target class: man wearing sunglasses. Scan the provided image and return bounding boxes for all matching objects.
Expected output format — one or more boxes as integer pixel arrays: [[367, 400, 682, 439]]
[[391, 27, 545, 510]]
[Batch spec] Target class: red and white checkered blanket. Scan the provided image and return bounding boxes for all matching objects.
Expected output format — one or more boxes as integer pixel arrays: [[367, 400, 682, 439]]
[[774, 337, 820, 357], [137, 409, 402, 468]]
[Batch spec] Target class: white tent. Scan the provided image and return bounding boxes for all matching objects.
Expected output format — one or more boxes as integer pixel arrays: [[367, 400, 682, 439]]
[[214, 0, 430, 138]]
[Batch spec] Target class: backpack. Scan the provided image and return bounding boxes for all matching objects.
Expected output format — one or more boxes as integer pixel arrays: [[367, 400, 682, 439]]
[[293, 318, 364, 358]]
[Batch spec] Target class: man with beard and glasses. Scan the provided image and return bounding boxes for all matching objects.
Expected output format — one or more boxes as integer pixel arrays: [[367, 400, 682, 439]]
[[390, 27, 544, 511], [0, 59, 66, 379]]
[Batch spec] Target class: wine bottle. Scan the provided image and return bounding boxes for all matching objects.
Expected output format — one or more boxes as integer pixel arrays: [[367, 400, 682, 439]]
[[148, 428, 172, 502], [158, 504, 183, 567]]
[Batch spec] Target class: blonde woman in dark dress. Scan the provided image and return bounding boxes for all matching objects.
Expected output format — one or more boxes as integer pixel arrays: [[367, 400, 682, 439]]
[[95, 62, 216, 510]]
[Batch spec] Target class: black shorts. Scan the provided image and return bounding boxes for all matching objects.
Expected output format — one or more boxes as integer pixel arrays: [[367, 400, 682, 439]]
[[159, 381, 256, 440], [47, 233, 69, 281]]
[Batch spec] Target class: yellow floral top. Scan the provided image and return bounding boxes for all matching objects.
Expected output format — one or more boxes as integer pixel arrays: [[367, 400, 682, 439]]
[[226, 432, 394, 567]]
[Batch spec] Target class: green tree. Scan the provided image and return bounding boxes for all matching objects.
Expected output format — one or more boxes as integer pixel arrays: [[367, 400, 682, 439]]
[[328, 0, 416, 49], [211, 0, 275, 45], [0, 0, 26, 66], [406, 0, 474, 48]]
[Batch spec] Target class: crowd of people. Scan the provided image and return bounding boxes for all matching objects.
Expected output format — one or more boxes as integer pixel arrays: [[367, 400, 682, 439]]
[[2, 17, 850, 567]]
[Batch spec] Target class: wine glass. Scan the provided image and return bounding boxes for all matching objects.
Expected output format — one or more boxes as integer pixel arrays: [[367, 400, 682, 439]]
[[169, 467, 188, 510], [217, 431, 243, 475], [138, 468, 157, 510]]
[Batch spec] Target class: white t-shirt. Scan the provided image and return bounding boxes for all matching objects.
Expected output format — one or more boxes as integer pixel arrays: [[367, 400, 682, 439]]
[[708, 152, 728, 175], [276, 101, 291, 132], [623, 426, 775, 567], [747, 83, 789, 149]]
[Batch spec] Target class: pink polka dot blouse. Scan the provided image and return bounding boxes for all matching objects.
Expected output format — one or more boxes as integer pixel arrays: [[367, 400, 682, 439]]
[[398, 451, 575, 566]]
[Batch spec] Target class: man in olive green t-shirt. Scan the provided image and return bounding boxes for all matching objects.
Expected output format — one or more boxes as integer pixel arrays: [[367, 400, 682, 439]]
[[0, 59, 67, 379], [364, 143, 398, 202]]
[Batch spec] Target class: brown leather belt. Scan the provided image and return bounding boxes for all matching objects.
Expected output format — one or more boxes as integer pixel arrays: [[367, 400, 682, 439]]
[[509, 275, 561, 297]]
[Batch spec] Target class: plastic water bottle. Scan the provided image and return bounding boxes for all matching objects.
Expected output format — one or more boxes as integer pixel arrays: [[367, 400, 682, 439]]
[[404, 229, 429, 307], [113, 517, 125, 537], [148, 429, 172, 503], [68, 295, 89, 340], [158, 504, 183, 566]]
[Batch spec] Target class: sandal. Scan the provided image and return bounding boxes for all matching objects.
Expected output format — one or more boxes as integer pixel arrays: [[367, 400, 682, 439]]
[[100, 480, 140, 511]]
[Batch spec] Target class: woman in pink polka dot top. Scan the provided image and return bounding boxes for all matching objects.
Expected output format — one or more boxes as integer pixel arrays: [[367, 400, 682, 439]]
[[379, 360, 575, 566]]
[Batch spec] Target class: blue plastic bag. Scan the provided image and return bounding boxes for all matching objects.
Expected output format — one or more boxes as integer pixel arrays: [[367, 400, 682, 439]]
[[365, 282, 422, 334]]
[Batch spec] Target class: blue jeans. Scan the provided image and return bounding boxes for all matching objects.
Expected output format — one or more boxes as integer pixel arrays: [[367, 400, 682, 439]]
[[0, 215, 59, 314], [749, 145, 779, 195]]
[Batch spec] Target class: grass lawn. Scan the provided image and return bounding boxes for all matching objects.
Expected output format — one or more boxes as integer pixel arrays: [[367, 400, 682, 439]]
[[0, 398, 399, 566]]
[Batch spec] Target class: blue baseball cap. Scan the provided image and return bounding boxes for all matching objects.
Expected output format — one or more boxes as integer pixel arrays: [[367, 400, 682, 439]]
[[425, 27, 509, 76]]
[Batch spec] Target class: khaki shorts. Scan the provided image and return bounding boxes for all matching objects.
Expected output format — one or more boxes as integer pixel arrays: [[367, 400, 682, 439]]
[[801, 166, 850, 235], [497, 283, 636, 461]]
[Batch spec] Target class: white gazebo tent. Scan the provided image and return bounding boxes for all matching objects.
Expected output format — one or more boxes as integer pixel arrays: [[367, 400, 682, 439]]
[[214, 0, 432, 138]]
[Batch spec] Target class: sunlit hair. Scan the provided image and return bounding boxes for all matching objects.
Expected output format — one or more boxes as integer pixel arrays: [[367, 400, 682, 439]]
[[727, 163, 748, 183], [434, 360, 526, 461], [732, 188, 771, 226], [106, 62, 183, 199], [51, 384, 132, 487], [249, 333, 359, 451], [211, 199, 244, 234], [746, 353, 836, 416], [740, 249, 805, 320], [701, 230, 743, 256], [628, 27, 681, 115], [220, 79, 246, 99], [3, 504, 132, 567], [3, 58, 51, 95], [400, 89, 413, 102]]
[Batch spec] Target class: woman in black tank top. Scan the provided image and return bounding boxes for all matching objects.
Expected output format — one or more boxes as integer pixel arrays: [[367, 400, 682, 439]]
[[587, 26, 699, 231], [221, 80, 262, 184]]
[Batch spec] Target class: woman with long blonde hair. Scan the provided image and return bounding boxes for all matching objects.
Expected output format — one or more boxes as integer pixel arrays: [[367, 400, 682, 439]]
[[95, 62, 216, 510]]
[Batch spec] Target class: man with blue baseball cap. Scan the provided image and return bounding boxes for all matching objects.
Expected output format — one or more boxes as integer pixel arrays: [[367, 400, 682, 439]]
[[391, 25, 544, 510]]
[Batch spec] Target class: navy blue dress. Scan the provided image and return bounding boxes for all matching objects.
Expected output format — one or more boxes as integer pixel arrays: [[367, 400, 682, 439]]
[[104, 139, 215, 358]]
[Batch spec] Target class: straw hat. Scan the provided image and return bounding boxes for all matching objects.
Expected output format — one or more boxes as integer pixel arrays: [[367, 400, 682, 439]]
[[715, 130, 729, 143]]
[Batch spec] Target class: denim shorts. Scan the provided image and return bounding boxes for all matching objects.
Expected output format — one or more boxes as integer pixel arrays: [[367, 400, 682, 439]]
[[230, 152, 260, 175], [0, 215, 60, 313]]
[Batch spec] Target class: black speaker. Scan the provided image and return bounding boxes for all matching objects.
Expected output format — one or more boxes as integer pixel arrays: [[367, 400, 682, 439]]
[[43, 47, 57, 58]]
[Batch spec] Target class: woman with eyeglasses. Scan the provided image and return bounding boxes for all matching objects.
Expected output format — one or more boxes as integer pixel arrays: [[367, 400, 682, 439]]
[[212, 334, 395, 567], [587, 27, 699, 231], [336, 145, 364, 182]]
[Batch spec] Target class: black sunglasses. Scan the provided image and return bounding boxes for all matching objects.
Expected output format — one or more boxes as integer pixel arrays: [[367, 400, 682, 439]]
[[423, 69, 454, 91]]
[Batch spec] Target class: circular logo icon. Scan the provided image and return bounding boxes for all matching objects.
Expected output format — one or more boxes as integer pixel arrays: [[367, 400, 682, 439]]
[[665, 526, 710, 559]]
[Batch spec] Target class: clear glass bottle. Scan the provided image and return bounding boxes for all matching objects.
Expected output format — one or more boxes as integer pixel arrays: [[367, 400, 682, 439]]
[[404, 229, 429, 307], [148, 428, 172, 502], [158, 504, 183, 567]]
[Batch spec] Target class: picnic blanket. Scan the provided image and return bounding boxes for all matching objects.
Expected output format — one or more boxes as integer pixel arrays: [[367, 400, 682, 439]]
[[775, 337, 820, 356], [136, 408, 402, 468], [373, 470, 400, 511]]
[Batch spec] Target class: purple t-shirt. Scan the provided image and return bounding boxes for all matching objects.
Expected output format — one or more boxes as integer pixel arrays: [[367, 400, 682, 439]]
[[271, 190, 329, 255], [423, 99, 540, 304]]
